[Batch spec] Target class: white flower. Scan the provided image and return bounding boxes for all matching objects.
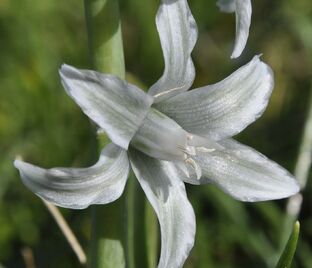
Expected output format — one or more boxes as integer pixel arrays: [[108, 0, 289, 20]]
[[217, 0, 252, 58], [14, 0, 299, 267]]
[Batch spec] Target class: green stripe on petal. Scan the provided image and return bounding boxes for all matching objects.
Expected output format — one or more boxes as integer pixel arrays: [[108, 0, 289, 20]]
[[194, 139, 300, 202], [60, 65, 153, 149], [129, 149, 195, 268], [156, 56, 273, 141], [149, 0, 198, 102], [14, 144, 129, 209]]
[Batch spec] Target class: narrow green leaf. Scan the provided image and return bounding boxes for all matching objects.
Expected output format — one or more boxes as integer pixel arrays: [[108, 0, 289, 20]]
[[275, 221, 300, 268]]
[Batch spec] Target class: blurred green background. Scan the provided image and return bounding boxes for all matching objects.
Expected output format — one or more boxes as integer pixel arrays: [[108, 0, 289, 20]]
[[0, 0, 311, 267]]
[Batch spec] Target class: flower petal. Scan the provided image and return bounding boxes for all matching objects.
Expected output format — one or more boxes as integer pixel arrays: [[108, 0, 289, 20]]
[[193, 139, 300, 202], [14, 144, 129, 209], [148, 0, 198, 102], [129, 149, 195, 268], [232, 0, 252, 58], [155, 56, 273, 140], [217, 0, 252, 58], [60, 65, 153, 149]]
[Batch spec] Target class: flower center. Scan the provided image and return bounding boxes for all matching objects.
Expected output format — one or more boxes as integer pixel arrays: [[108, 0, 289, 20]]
[[131, 108, 219, 181]]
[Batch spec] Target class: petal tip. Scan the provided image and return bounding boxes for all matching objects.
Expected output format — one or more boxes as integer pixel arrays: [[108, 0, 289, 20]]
[[13, 159, 22, 169], [230, 53, 238, 59], [230, 49, 244, 59], [59, 63, 68, 74], [13, 158, 29, 171], [239, 177, 300, 203], [59, 63, 71, 71], [59, 64, 79, 80], [288, 179, 301, 196]]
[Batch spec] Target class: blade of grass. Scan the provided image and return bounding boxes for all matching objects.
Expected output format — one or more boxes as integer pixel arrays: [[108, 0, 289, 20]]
[[275, 221, 300, 268]]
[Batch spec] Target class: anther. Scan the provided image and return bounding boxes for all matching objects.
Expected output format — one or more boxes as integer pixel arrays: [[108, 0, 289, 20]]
[[185, 158, 202, 180], [187, 134, 193, 141]]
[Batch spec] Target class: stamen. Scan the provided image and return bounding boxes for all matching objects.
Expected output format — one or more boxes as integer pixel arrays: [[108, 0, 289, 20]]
[[185, 158, 202, 180], [176, 161, 190, 178], [186, 146, 196, 156], [187, 134, 194, 141], [178, 145, 196, 156]]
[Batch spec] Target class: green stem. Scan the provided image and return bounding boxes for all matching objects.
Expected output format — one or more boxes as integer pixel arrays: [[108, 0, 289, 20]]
[[84, 1, 129, 267], [84, 0, 125, 78]]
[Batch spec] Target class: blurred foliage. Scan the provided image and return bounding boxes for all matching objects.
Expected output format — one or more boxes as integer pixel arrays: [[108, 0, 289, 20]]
[[0, 0, 311, 267]]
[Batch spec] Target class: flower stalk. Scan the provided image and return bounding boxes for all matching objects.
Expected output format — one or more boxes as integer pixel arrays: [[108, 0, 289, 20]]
[[84, 0, 128, 267], [84, 0, 125, 78]]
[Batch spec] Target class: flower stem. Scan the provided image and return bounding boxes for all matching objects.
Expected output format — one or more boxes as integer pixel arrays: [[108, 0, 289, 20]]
[[84, 1, 129, 267], [84, 0, 125, 78]]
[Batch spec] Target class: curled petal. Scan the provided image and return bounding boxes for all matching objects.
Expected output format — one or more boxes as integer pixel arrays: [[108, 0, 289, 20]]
[[156, 56, 273, 140], [217, 0, 252, 58], [60, 65, 153, 149], [232, 0, 252, 58], [149, 0, 198, 102], [193, 139, 300, 202], [14, 144, 129, 209], [129, 149, 195, 268]]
